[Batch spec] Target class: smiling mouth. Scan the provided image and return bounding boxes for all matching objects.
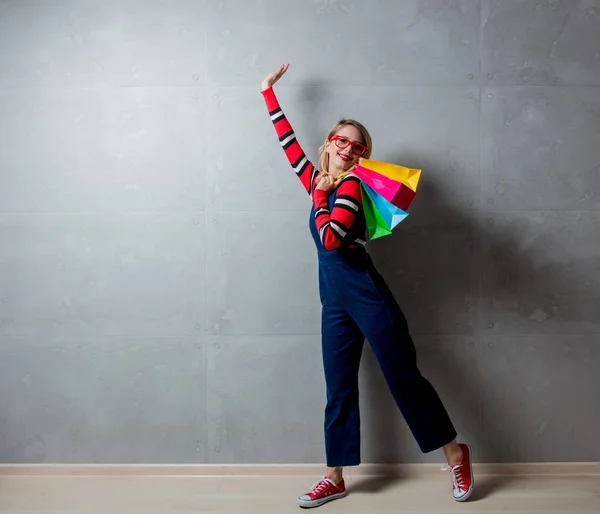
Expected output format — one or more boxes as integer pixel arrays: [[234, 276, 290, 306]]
[[338, 153, 351, 162]]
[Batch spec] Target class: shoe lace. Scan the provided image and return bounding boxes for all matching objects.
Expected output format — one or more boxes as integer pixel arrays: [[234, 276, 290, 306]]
[[441, 463, 465, 490], [310, 476, 335, 494]]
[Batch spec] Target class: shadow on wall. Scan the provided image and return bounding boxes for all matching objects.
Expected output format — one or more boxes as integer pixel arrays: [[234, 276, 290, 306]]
[[361, 169, 489, 464], [361, 157, 594, 464]]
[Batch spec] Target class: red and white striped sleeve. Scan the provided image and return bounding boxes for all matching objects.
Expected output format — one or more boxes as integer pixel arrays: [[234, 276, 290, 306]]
[[261, 87, 321, 195]]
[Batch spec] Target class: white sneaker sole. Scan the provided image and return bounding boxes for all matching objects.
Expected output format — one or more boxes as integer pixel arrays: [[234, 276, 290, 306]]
[[454, 444, 474, 502], [297, 490, 348, 508]]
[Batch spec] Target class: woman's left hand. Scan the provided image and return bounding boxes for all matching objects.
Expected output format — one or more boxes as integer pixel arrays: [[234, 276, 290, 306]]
[[315, 174, 340, 195]]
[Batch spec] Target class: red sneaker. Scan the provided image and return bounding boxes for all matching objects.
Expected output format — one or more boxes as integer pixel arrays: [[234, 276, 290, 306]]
[[297, 475, 347, 508], [442, 443, 474, 502]]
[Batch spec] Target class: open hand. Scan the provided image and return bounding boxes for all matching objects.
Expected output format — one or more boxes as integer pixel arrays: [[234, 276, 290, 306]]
[[261, 63, 289, 91], [315, 174, 340, 195]]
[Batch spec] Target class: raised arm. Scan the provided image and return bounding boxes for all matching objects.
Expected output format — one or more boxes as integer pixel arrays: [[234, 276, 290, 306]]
[[261, 64, 321, 195]]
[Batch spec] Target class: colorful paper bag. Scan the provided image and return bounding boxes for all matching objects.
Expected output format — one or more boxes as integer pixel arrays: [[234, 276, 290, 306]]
[[358, 158, 422, 191], [360, 183, 393, 240], [363, 183, 409, 230], [353, 164, 417, 211]]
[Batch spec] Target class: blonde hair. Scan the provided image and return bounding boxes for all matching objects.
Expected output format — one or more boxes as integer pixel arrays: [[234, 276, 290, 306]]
[[317, 119, 373, 175]]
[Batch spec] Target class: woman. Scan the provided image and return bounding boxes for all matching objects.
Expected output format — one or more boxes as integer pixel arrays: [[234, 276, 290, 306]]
[[261, 63, 473, 509]]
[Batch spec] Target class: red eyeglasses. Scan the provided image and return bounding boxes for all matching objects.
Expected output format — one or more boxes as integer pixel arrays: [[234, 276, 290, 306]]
[[329, 135, 368, 156]]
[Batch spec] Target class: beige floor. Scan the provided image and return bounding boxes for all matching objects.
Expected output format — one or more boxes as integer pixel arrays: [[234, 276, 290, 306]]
[[0, 473, 599, 513]]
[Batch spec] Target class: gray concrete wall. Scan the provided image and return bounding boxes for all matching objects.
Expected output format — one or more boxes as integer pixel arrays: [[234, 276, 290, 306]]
[[1, 0, 599, 464]]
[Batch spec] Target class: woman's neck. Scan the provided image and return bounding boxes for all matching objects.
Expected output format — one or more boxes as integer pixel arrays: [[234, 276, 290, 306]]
[[328, 167, 342, 179]]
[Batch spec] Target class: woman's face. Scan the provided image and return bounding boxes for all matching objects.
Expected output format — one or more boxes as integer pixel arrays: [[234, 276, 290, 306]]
[[325, 124, 366, 173]]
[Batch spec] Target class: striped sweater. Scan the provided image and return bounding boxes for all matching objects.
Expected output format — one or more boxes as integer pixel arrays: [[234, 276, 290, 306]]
[[261, 86, 366, 251]]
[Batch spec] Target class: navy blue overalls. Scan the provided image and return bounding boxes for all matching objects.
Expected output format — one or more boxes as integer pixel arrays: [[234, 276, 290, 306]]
[[309, 182, 457, 467]]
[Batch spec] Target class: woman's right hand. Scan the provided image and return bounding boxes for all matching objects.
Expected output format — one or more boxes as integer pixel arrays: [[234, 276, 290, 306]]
[[261, 63, 289, 91], [315, 174, 340, 195]]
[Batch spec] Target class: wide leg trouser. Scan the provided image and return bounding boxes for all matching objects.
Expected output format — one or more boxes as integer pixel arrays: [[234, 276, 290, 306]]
[[319, 251, 457, 467]]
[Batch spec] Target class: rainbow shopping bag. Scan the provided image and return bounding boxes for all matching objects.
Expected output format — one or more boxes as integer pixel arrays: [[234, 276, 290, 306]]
[[360, 183, 409, 240], [363, 183, 409, 230], [354, 158, 421, 211], [359, 158, 421, 190]]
